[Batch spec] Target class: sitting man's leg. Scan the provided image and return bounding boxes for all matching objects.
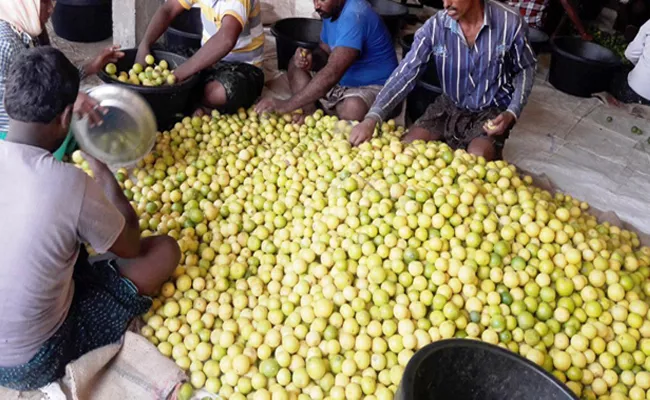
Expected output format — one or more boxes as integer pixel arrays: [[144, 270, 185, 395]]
[[199, 62, 265, 115], [116, 235, 181, 296], [336, 97, 369, 121], [467, 137, 498, 161], [327, 85, 383, 121], [0, 237, 180, 391], [401, 96, 447, 143]]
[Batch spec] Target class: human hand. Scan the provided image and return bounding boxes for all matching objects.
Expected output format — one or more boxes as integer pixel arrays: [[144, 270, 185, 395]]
[[483, 112, 516, 136], [581, 32, 594, 41], [349, 118, 377, 146], [74, 92, 107, 127], [254, 97, 292, 115], [87, 45, 124, 76], [294, 47, 313, 71]]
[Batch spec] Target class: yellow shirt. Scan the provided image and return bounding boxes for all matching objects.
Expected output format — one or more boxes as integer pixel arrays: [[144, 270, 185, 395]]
[[178, 0, 264, 66]]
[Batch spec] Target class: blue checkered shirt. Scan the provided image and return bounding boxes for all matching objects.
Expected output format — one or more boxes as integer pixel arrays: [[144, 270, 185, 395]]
[[0, 20, 37, 133], [0, 20, 86, 133]]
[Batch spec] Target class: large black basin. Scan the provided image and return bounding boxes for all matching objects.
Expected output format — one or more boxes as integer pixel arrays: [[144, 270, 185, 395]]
[[395, 339, 579, 400], [549, 36, 621, 97], [97, 49, 200, 129], [165, 8, 202, 53], [52, 0, 112, 43], [271, 18, 323, 71], [367, 0, 409, 38]]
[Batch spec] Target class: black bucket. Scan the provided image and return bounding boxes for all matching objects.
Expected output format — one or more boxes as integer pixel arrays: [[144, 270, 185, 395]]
[[549, 36, 621, 97], [395, 339, 579, 400], [97, 49, 200, 130], [271, 18, 323, 71], [528, 27, 549, 54], [367, 0, 409, 38], [165, 8, 203, 53], [399, 34, 440, 86], [51, 0, 112, 43]]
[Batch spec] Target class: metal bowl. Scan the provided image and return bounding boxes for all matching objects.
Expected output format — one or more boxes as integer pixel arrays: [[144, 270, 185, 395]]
[[71, 84, 157, 167]]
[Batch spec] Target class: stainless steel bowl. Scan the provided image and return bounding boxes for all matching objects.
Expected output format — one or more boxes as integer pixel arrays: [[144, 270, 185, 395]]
[[71, 84, 157, 167]]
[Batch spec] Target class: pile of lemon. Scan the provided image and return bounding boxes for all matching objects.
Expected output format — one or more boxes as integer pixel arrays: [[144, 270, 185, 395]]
[[105, 54, 176, 87], [73, 108, 650, 400]]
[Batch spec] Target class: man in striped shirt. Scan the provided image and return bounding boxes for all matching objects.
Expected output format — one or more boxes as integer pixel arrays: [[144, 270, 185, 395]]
[[350, 0, 536, 161], [137, 0, 265, 114]]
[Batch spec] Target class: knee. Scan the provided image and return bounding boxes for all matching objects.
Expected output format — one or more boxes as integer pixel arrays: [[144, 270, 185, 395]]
[[160, 235, 181, 270], [203, 81, 227, 107], [144, 235, 181, 275], [337, 97, 369, 121], [467, 138, 497, 161]]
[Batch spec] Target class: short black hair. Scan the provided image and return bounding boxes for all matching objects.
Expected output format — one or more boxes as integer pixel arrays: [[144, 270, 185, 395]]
[[4, 46, 80, 124]]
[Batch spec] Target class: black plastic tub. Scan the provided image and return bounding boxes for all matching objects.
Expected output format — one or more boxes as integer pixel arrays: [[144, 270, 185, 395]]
[[368, 0, 409, 38], [549, 36, 621, 97], [528, 27, 549, 54], [399, 34, 439, 85], [98, 49, 200, 130], [165, 8, 202, 53], [271, 18, 323, 71], [395, 339, 579, 400], [51, 0, 112, 43]]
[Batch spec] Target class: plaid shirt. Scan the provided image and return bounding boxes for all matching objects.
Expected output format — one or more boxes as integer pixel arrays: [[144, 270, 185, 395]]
[[0, 20, 37, 133], [0, 20, 85, 134], [507, 0, 550, 29]]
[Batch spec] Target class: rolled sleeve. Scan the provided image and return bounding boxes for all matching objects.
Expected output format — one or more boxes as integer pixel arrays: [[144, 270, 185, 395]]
[[506, 21, 537, 119], [366, 17, 436, 123], [220, 0, 249, 28], [178, 0, 195, 10]]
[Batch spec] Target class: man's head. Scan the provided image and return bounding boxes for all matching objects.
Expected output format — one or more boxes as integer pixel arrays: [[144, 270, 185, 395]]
[[443, 0, 482, 21], [4, 46, 80, 147], [314, 0, 345, 20]]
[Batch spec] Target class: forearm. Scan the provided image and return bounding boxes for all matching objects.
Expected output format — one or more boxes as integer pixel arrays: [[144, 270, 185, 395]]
[[140, 6, 176, 50], [366, 59, 427, 123], [507, 65, 535, 118], [174, 35, 236, 80], [366, 18, 436, 123], [560, 0, 588, 35], [285, 67, 341, 111]]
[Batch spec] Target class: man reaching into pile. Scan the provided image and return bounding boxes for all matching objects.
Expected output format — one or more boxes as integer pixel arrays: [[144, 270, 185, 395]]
[[137, 0, 265, 115], [255, 0, 398, 121], [0, 47, 180, 390], [350, 0, 537, 161]]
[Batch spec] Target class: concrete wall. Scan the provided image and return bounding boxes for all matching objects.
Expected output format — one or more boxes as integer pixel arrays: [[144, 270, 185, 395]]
[[113, 0, 164, 48], [112, 0, 317, 48]]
